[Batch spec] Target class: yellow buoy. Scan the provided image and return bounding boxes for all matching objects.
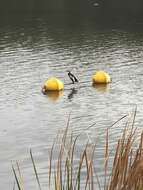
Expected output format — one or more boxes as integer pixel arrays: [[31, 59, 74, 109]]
[[42, 77, 64, 92], [92, 71, 111, 84]]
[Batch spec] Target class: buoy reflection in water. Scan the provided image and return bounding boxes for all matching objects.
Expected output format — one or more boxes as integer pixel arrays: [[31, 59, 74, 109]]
[[46, 91, 64, 102], [92, 83, 110, 93]]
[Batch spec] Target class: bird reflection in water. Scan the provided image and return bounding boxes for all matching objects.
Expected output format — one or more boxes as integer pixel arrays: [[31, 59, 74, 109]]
[[68, 88, 78, 100], [92, 83, 110, 93]]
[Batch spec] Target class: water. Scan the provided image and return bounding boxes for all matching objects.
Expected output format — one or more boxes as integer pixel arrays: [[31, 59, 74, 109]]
[[0, 13, 143, 189]]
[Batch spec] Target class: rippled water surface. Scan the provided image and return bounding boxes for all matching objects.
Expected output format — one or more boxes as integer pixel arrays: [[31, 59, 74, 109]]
[[0, 14, 143, 189]]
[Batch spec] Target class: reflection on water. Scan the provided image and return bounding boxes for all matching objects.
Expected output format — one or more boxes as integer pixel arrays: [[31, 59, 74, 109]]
[[46, 90, 64, 102], [0, 13, 143, 189], [92, 84, 110, 93], [67, 88, 78, 100]]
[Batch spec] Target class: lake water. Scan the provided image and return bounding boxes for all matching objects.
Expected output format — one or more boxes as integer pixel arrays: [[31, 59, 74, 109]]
[[0, 13, 143, 189]]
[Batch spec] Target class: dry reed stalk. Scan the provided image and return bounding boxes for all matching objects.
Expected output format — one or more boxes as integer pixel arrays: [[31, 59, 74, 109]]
[[107, 110, 143, 190], [13, 111, 143, 190], [30, 149, 42, 190]]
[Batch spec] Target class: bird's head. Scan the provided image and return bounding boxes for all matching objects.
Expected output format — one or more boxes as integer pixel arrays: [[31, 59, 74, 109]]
[[42, 85, 47, 94]]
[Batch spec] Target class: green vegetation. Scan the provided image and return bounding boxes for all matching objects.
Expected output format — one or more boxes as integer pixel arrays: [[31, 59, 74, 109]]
[[12, 111, 143, 189]]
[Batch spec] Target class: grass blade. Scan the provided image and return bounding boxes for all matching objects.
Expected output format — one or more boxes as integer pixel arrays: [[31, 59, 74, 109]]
[[12, 164, 22, 190], [30, 149, 42, 190]]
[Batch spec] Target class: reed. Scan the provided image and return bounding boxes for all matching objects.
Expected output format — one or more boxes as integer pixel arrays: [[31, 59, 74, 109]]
[[12, 112, 143, 190]]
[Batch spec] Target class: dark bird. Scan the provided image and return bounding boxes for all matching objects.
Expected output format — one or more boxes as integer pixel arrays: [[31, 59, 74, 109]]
[[67, 71, 79, 84]]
